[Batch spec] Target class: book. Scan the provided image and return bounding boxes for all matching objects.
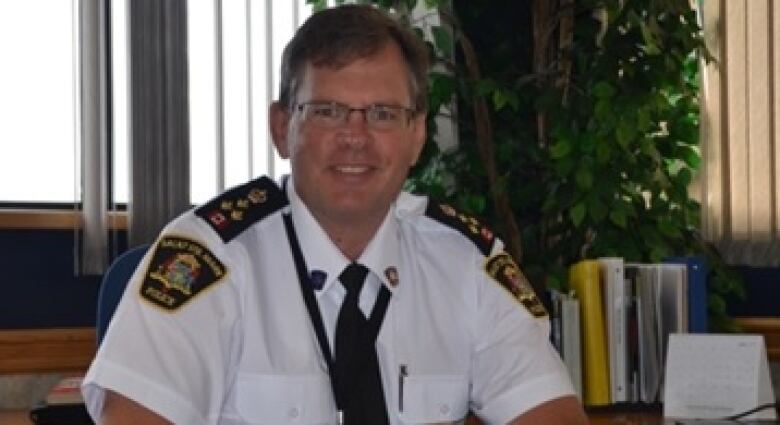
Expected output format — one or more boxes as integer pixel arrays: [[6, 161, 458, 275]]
[[561, 292, 583, 399], [569, 260, 610, 406], [665, 256, 708, 333], [624, 266, 640, 402], [550, 289, 583, 399], [598, 257, 629, 403], [626, 263, 688, 403], [632, 264, 662, 403]]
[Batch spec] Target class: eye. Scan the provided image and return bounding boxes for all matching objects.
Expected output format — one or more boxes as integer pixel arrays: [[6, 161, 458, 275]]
[[369, 106, 400, 122], [310, 104, 340, 118]]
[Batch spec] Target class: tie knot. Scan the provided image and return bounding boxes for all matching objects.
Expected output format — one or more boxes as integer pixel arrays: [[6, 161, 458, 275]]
[[339, 263, 369, 294]]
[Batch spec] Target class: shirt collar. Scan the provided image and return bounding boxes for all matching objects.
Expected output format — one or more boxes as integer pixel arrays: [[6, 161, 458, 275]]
[[285, 176, 402, 293]]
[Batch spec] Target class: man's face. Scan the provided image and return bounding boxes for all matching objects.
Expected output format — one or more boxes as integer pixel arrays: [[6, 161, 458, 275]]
[[271, 42, 426, 227]]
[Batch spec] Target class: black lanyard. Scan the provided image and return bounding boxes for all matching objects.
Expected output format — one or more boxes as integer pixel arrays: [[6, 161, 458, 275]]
[[282, 212, 392, 411]]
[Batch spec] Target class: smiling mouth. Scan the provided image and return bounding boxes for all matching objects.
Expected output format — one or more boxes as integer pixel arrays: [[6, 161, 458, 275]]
[[334, 165, 372, 174]]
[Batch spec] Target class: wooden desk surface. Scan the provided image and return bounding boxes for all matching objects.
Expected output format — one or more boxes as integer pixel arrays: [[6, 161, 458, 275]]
[[0, 410, 33, 425], [1, 409, 666, 425], [589, 410, 665, 424]]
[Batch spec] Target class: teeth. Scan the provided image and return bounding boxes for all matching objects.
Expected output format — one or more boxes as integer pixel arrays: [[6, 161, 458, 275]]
[[336, 165, 368, 174]]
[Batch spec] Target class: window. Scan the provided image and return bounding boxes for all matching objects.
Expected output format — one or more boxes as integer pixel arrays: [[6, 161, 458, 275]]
[[0, 0, 78, 203], [185, 0, 309, 203], [2, 0, 311, 206], [2, 0, 434, 207]]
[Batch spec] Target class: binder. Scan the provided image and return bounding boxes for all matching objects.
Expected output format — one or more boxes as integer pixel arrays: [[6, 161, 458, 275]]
[[626, 263, 688, 403], [569, 260, 610, 406], [550, 289, 583, 399], [598, 257, 629, 403], [665, 256, 708, 333]]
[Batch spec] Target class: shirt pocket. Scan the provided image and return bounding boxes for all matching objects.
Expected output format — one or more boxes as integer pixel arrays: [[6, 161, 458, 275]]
[[235, 374, 336, 424], [399, 374, 469, 424]]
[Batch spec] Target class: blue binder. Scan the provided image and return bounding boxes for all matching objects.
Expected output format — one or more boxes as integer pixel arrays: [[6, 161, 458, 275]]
[[665, 256, 709, 333]]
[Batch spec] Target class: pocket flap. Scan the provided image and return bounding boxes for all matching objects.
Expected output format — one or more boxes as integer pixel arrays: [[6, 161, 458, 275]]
[[399, 374, 469, 423], [236, 374, 336, 424]]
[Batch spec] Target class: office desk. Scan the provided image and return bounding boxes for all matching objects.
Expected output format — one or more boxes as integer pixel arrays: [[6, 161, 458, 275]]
[[0, 410, 33, 425], [589, 411, 664, 424], [1, 409, 666, 425]]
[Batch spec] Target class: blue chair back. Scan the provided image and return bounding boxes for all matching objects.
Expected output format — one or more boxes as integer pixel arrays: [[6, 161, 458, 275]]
[[96, 244, 149, 345]]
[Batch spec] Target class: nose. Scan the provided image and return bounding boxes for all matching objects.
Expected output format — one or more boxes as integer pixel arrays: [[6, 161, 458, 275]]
[[337, 110, 370, 148], [345, 108, 370, 130]]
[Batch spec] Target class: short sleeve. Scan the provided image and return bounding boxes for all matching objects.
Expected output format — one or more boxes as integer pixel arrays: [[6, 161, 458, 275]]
[[82, 215, 243, 425], [469, 252, 575, 424]]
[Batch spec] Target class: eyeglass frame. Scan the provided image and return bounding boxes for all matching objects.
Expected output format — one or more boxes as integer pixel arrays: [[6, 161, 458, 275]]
[[292, 101, 418, 131]]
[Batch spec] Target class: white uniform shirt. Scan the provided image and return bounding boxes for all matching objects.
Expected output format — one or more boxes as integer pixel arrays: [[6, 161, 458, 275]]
[[82, 176, 574, 425]]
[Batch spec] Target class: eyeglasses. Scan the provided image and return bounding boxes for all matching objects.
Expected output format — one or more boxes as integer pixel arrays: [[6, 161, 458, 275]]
[[294, 101, 416, 131]]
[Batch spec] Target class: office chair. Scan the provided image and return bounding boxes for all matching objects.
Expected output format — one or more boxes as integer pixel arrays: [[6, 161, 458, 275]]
[[96, 244, 149, 346], [29, 245, 150, 425]]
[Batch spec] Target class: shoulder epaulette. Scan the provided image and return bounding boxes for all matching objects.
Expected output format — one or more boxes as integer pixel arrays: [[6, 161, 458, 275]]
[[425, 199, 496, 256], [195, 176, 288, 243]]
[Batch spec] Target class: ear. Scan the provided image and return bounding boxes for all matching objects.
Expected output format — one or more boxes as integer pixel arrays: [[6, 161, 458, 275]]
[[409, 112, 427, 165], [269, 102, 291, 159]]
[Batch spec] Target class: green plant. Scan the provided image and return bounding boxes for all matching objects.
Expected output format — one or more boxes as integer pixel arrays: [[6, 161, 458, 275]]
[[306, 0, 743, 330]]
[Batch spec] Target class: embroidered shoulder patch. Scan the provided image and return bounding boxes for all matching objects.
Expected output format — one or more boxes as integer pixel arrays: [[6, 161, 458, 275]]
[[140, 236, 227, 311], [425, 200, 495, 256], [195, 175, 288, 242], [485, 252, 547, 317]]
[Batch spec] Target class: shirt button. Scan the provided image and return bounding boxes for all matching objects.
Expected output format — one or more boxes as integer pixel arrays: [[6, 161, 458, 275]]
[[288, 407, 300, 418], [439, 404, 450, 415]]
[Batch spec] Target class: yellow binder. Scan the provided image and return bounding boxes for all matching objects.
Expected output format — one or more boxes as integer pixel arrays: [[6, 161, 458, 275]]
[[569, 259, 611, 406]]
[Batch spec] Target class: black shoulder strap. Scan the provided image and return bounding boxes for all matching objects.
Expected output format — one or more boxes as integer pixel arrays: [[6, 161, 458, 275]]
[[195, 176, 288, 242], [425, 199, 496, 256]]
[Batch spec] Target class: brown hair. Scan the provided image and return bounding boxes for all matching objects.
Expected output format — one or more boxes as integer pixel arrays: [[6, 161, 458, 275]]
[[278, 4, 429, 112]]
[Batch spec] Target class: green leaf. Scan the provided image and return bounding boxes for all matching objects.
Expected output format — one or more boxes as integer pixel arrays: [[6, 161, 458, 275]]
[[546, 273, 563, 291], [431, 26, 453, 58], [649, 245, 668, 262], [609, 209, 627, 228], [678, 146, 701, 169], [587, 196, 608, 223], [492, 89, 508, 110], [594, 99, 612, 121], [658, 218, 682, 238], [465, 193, 487, 214], [505, 91, 520, 111], [476, 79, 498, 97], [579, 133, 597, 153], [550, 139, 572, 159], [554, 157, 575, 177], [596, 140, 612, 164], [616, 120, 636, 148], [570, 202, 587, 227], [306, 0, 328, 11], [429, 72, 455, 109], [636, 107, 652, 132], [675, 168, 692, 188], [575, 167, 594, 189], [593, 81, 616, 99]]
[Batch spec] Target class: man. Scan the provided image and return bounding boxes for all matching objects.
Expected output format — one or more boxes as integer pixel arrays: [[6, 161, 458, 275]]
[[83, 5, 588, 425]]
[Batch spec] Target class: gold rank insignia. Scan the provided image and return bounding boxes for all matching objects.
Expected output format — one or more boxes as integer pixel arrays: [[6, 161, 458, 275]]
[[485, 252, 547, 317], [140, 236, 227, 311], [195, 176, 288, 243], [247, 188, 267, 204], [425, 200, 495, 256]]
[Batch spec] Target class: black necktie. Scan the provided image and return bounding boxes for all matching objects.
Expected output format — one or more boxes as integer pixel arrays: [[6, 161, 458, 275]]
[[334, 263, 389, 425]]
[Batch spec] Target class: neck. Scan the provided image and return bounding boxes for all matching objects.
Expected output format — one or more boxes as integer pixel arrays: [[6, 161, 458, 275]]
[[317, 213, 385, 261]]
